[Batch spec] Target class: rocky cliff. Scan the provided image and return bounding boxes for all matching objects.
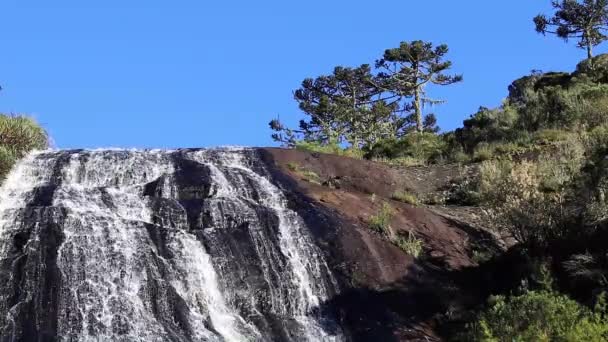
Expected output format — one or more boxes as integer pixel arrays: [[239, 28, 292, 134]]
[[0, 148, 500, 341]]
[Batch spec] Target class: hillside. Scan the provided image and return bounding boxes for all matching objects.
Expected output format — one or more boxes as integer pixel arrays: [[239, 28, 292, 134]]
[[261, 148, 505, 341]]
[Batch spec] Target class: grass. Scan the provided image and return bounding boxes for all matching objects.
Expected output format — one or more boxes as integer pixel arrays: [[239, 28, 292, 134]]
[[391, 190, 419, 206], [0, 114, 48, 181], [368, 203, 393, 234], [373, 156, 427, 167], [393, 231, 423, 258], [472, 143, 494, 162], [295, 141, 364, 159], [285, 162, 322, 184]]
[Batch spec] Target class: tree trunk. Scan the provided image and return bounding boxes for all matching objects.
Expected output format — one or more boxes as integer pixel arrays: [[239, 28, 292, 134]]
[[414, 86, 422, 133], [587, 42, 593, 60]]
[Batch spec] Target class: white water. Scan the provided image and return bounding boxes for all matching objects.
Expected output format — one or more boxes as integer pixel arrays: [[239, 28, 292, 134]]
[[0, 148, 341, 341]]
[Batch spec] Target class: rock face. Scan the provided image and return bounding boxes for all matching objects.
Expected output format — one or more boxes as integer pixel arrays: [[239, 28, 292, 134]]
[[0, 148, 498, 341]]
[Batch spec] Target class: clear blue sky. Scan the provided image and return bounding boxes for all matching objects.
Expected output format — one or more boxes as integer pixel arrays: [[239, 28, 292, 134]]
[[0, 1, 597, 148]]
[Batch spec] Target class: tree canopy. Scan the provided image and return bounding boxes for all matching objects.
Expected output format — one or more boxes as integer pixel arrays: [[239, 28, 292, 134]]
[[270, 40, 461, 149], [534, 0, 608, 58]]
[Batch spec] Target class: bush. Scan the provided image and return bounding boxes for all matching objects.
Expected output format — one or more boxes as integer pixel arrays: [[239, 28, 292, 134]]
[[0, 115, 48, 180], [475, 136, 584, 245], [391, 191, 419, 205], [464, 291, 608, 341], [284, 162, 322, 184], [393, 231, 423, 258], [472, 142, 495, 162], [295, 141, 364, 159], [365, 133, 446, 163], [455, 105, 520, 153], [532, 129, 574, 145], [372, 156, 427, 167], [0, 147, 17, 179], [368, 203, 393, 234], [0, 115, 48, 158]]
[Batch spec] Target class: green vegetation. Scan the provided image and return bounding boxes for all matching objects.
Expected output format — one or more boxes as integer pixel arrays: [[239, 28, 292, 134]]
[[391, 190, 419, 206], [284, 162, 322, 184], [534, 0, 608, 59], [393, 231, 423, 258], [0, 115, 48, 180], [268, 0, 608, 337], [465, 290, 608, 341], [269, 40, 460, 153], [368, 203, 393, 234]]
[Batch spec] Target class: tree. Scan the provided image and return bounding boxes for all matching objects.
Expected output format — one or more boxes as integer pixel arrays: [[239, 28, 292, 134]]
[[270, 64, 402, 148], [534, 0, 608, 59], [376, 40, 462, 133]]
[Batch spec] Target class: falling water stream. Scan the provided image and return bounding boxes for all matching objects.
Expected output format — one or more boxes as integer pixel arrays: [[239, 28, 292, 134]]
[[0, 148, 342, 341]]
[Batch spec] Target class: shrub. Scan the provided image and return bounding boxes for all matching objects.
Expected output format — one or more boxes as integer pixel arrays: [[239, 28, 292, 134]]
[[0, 115, 48, 157], [284, 162, 322, 184], [368, 203, 393, 234], [475, 137, 584, 245], [295, 141, 363, 159], [365, 133, 446, 163], [0, 147, 17, 180], [393, 231, 423, 258], [450, 149, 471, 164], [532, 129, 573, 145], [454, 105, 520, 153], [372, 156, 427, 167], [0, 115, 48, 180], [472, 142, 494, 162], [391, 191, 419, 205], [465, 290, 608, 341], [286, 162, 299, 171]]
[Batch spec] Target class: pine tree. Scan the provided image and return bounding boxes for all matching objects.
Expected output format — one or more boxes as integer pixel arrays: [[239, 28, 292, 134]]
[[534, 0, 608, 59], [376, 41, 462, 133]]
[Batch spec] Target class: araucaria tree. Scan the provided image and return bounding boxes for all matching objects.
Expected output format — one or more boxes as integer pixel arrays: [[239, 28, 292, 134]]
[[534, 0, 608, 59], [270, 65, 402, 148], [376, 41, 463, 133], [269, 40, 461, 148]]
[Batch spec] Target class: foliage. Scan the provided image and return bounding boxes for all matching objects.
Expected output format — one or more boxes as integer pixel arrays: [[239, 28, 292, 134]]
[[465, 290, 608, 341], [285, 161, 322, 184], [376, 40, 462, 133], [368, 203, 393, 234], [0, 115, 48, 157], [372, 156, 428, 167], [0, 115, 48, 180], [454, 106, 520, 153], [534, 0, 608, 58], [475, 136, 585, 245], [294, 141, 364, 159], [270, 40, 460, 151], [391, 190, 419, 205], [0, 147, 16, 179], [365, 132, 446, 163], [393, 231, 423, 258], [472, 143, 495, 162]]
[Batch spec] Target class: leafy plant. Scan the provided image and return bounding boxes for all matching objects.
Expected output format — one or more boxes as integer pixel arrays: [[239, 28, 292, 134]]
[[368, 203, 393, 234], [284, 162, 322, 184], [391, 190, 419, 206], [393, 231, 423, 258], [465, 290, 608, 341], [0, 115, 48, 180]]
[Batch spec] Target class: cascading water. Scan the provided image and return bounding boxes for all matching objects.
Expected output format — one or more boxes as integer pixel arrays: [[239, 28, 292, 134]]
[[0, 148, 343, 342]]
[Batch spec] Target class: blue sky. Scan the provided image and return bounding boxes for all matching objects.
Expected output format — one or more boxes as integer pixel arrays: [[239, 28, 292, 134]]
[[0, 1, 595, 148]]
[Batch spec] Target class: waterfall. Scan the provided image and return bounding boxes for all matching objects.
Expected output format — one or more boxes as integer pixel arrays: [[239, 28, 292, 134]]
[[0, 148, 342, 342]]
